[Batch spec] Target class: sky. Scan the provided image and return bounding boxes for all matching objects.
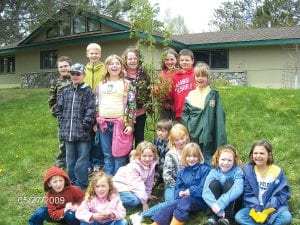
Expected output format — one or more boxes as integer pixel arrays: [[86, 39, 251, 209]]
[[148, 0, 224, 33]]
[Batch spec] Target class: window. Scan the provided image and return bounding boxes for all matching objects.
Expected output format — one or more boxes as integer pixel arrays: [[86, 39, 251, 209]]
[[194, 49, 228, 69], [0, 56, 15, 73], [87, 18, 101, 32], [40, 50, 58, 69], [73, 15, 86, 34]]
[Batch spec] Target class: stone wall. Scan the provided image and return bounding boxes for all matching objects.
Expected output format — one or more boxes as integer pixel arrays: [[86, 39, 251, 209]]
[[21, 72, 58, 88], [211, 71, 247, 86]]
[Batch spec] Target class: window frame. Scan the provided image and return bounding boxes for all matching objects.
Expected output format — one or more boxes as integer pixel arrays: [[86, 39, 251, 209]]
[[194, 49, 229, 69], [40, 50, 58, 70], [0, 55, 15, 74]]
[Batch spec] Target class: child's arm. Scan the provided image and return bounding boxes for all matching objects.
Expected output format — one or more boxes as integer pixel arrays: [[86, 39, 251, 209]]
[[188, 166, 210, 198], [163, 153, 178, 187], [48, 79, 57, 116], [82, 89, 96, 130]]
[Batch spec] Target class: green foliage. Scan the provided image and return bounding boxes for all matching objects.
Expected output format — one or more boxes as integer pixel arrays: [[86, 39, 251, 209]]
[[0, 87, 299, 224]]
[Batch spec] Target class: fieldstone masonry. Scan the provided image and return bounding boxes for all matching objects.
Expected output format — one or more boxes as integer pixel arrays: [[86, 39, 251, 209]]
[[211, 71, 247, 86], [21, 72, 58, 88]]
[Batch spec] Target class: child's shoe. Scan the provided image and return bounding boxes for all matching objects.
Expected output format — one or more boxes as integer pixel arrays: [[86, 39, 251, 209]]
[[129, 212, 143, 225], [204, 216, 217, 225], [216, 218, 231, 225]]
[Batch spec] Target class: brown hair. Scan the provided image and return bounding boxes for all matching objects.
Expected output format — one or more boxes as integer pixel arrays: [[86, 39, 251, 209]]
[[132, 141, 158, 161], [211, 144, 243, 167], [121, 46, 143, 70], [249, 140, 274, 165], [168, 123, 189, 149], [178, 49, 194, 61], [56, 56, 72, 66], [194, 61, 211, 84], [181, 142, 204, 166], [156, 118, 173, 131], [102, 54, 124, 83], [161, 48, 179, 70]]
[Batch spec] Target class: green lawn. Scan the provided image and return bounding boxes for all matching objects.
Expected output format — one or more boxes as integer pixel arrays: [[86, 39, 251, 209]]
[[0, 87, 299, 224]]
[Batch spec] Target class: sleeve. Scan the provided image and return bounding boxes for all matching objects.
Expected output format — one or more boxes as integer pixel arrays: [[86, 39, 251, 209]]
[[124, 78, 137, 126], [202, 169, 218, 207], [163, 153, 177, 187], [75, 200, 94, 223], [110, 194, 126, 220], [181, 99, 189, 128], [46, 193, 65, 221], [174, 170, 186, 198], [48, 79, 57, 116], [72, 186, 85, 205], [54, 90, 64, 123], [189, 166, 210, 198], [83, 89, 96, 129], [215, 92, 227, 147]]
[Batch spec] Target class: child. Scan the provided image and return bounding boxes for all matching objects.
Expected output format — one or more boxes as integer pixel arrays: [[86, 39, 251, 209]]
[[129, 123, 189, 225], [235, 140, 292, 225], [203, 145, 244, 225], [85, 42, 106, 174], [113, 141, 158, 211], [48, 56, 72, 168], [148, 142, 210, 225], [28, 166, 84, 225], [160, 48, 179, 120], [75, 171, 128, 225], [170, 49, 195, 123], [96, 54, 136, 176], [182, 62, 227, 165], [55, 63, 96, 189], [122, 46, 150, 147], [152, 118, 173, 186]]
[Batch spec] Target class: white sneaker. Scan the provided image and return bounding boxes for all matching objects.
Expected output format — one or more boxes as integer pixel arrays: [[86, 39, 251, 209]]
[[129, 212, 143, 225]]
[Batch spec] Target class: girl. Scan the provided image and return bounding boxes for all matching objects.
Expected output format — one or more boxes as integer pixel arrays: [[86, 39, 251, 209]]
[[235, 140, 292, 225], [122, 46, 150, 147], [113, 141, 158, 211], [75, 172, 127, 225], [182, 61, 227, 166], [129, 123, 189, 225], [160, 48, 179, 120], [96, 54, 136, 175], [203, 145, 244, 225], [148, 142, 210, 225]]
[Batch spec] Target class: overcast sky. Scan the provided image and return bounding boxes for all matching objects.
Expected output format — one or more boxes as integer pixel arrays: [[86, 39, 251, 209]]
[[148, 0, 224, 33]]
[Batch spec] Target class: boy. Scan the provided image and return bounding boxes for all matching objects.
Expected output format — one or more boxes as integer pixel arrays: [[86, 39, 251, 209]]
[[85, 43, 105, 174], [152, 118, 173, 186], [170, 49, 195, 123], [48, 56, 72, 168], [28, 166, 84, 225], [55, 63, 96, 189]]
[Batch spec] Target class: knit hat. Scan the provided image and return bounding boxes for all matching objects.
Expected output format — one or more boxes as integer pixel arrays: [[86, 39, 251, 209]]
[[70, 63, 85, 74], [43, 166, 71, 192]]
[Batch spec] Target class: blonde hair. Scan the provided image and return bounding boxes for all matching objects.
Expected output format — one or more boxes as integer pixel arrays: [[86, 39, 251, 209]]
[[102, 54, 124, 83], [168, 123, 189, 149], [132, 141, 158, 161], [181, 142, 204, 166], [211, 145, 243, 167], [194, 61, 211, 84], [86, 43, 101, 53], [85, 171, 116, 201]]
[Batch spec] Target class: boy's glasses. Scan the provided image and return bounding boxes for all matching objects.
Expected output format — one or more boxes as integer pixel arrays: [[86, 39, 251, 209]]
[[71, 72, 82, 76]]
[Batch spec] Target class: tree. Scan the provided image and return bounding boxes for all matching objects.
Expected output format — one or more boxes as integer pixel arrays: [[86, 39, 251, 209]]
[[163, 9, 189, 35]]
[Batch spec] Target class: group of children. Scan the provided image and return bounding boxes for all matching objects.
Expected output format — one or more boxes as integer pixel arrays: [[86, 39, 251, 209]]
[[30, 43, 292, 225]]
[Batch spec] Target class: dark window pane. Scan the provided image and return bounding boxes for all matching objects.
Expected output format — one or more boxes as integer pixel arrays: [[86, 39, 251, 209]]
[[40, 51, 58, 69], [7, 57, 15, 73], [73, 15, 86, 34], [194, 51, 209, 65], [88, 18, 101, 32], [58, 19, 71, 36], [211, 49, 228, 69], [0, 58, 4, 73], [46, 26, 58, 38]]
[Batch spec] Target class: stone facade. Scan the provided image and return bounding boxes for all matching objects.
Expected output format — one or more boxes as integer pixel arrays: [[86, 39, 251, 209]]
[[21, 72, 58, 88], [211, 71, 247, 86]]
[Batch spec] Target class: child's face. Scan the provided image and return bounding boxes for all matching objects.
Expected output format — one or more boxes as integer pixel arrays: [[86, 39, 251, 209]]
[[174, 135, 188, 150], [218, 151, 234, 172], [107, 58, 122, 77], [179, 55, 194, 71], [186, 154, 198, 167], [71, 72, 85, 85], [48, 175, 65, 193], [164, 53, 177, 70], [140, 148, 154, 167], [126, 52, 139, 71], [87, 48, 101, 64], [57, 61, 71, 77], [95, 177, 110, 198], [195, 74, 208, 88], [156, 128, 169, 141], [252, 146, 269, 166]]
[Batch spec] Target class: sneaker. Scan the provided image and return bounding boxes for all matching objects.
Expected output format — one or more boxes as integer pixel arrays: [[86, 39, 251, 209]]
[[129, 212, 143, 225], [204, 217, 217, 225], [216, 218, 230, 225]]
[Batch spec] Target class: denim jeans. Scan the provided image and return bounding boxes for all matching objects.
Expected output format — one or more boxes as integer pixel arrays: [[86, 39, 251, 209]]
[[235, 208, 292, 225], [89, 130, 104, 170], [100, 122, 127, 175], [164, 186, 175, 202], [119, 191, 141, 208], [65, 141, 90, 189], [80, 219, 128, 225], [28, 206, 79, 225]]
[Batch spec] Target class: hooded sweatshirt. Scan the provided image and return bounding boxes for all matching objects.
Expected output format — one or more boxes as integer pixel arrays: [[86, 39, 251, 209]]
[[85, 62, 105, 91], [43, 166, 84, 221]]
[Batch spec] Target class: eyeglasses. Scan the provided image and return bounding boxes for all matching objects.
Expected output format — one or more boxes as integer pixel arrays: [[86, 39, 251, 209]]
[[70, 72, 82, 76]]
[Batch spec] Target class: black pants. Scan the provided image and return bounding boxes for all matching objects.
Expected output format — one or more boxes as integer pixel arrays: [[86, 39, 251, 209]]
[[134, 113, 146, 148]]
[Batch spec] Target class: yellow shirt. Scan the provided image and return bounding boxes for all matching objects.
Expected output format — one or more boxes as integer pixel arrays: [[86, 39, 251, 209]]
[[186, 86, 211, 109]]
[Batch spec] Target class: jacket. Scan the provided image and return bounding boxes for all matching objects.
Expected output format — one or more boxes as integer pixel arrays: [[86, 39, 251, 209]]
[[43, 166, 84, 221], [85, 62, 105, 91], [182, 88, 227, 154], [175, 163, 210, 199], [113, 159, 157, 204], [56, 83, 96, 142], [75, 193, 126, 223], [243, 163, 291, 224], [203, 166, 244, 216]]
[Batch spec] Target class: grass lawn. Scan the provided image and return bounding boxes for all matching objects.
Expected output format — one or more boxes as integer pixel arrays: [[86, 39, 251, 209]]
[[0, 87, 299, 225]]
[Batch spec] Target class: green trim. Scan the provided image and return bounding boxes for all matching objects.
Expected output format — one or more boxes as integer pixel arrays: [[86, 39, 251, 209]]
[[188, 38, 300, 49]]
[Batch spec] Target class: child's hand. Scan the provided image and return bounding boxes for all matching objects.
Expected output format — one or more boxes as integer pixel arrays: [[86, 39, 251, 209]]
[[142, 203, 149, 211], [124, 126, 133, 135], [64, 202, 73, 212], [179, 189, 190, 197], [93, 124, 98, 132], [92, 213, 106, 221], [211, 203, 221, 215], [149, 195, 158, 200]]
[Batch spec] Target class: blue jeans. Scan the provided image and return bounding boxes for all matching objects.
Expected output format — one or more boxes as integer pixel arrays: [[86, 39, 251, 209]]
[[100, 122, 127, 175], [119, 191, 141, 208], [28, 206, 79, 225], [164, 186, 175, 202], [80, 219, 128, 225], [235, 208, 292, 225], [89, 131, 104, 170], [65, 141, 90, 189]]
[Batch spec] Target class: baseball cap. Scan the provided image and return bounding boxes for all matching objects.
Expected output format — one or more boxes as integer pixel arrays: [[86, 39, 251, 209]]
[[70, 63, 85, 74]]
